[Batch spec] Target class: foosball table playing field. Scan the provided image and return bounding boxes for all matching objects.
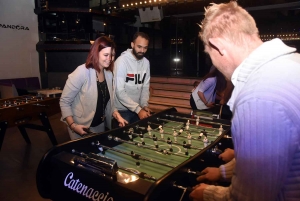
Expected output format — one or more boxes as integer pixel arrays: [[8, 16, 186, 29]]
[[37, 107, 232, 201]]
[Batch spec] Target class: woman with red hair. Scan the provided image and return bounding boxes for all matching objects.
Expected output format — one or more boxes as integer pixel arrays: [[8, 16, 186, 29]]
[[60, 36, 127, 140]]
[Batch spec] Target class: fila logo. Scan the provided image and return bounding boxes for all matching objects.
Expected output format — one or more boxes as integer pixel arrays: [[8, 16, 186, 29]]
[[126, 73, 146, 84]]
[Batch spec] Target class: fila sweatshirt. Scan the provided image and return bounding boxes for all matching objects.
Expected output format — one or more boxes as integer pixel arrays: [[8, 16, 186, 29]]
[[113, 49, 150, 114]]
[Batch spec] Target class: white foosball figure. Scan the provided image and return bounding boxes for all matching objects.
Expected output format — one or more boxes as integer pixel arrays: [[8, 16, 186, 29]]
[[186, 120, 190, 126], [218, 125, 224, 136], [173, 130, 178, 142], [187, 133, 192, 145], [128, 128, 134, 140], [196, 116, 200, 126], [159, 125, 164, 139], [147, 125, 152, 138], [203, 136, 209, 147]]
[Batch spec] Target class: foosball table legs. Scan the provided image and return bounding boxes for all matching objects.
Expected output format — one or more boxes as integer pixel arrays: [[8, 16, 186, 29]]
[[1, 112, 58, 151], [18, 125, 32, 144], [0, 121, 8, 150], [38, 112, 58, 146], [17, 112, 58, 146]]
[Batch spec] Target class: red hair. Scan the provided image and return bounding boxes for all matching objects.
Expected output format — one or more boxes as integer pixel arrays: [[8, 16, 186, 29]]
[[85, 36, 116, 72]]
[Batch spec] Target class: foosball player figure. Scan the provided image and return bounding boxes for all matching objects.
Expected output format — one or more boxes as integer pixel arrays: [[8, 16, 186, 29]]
[[185, 120, 190, 130], [203, 136, 209, 147], [178, 127, 184, 135], [167, 137, 173, 152], [158, 125, 164, 139], [218, 125, 224, 136], [152, 135, 158, 148], [173, 130, 178, 142], [187, 132, 192, 145], [147, 125, 152, 138], [201, 129, 208, 137], [212, 145, 222, 155], [198, 130, 204, 139], [162, 149, 169, 155], [128, 128, 134, 141], [136, 161, 141, 168], [195, 116, 200, 126], [139, 133, 145, 145], [183, 141, 189, 155], [98, 146, 106, 155]]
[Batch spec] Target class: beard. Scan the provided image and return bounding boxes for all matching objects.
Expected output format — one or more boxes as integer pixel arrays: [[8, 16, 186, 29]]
[[132, 48, 145, 60]]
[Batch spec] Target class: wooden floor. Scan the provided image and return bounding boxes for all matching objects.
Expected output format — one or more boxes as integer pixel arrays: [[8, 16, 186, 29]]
[[0, 113, 70, 201]]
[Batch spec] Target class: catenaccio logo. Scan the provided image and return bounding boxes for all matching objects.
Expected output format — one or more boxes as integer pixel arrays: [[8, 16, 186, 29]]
[[64, 172, 114, 201]]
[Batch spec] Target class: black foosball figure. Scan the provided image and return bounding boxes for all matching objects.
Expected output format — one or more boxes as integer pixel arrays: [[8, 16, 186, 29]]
[[152, 135, 158, 148], [198, 129, 207, 139], [183, 141, 189, 155], [198, 131, 203, 139], [178, 127, 184, 135], [128, 128, 134, 141], [167, 137, 173, 152], [139, 133, 145, 145]]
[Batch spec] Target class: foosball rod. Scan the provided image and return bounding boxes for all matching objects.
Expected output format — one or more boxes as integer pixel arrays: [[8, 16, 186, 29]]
[[148, 122, 218, 137], [71, 149, 116, 180], [120, 166, 157, 181], [72, 150, 157, 181], [153, 118, 221, 132], [110, 135, 190, 158], [151, 129, 217, 142], [92, 141, 176, 168], [163, 114, 230, 126], [130, 131, 202, 150], [86, 153, 157, 181], [151, 126, 206, 141], [172, 182, 193, 201], [149, 128, 217, 143]]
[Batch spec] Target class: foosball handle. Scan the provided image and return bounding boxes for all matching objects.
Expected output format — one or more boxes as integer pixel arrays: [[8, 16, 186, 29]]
[[172, 181, 193, 201], [186, 186, 193, 193]]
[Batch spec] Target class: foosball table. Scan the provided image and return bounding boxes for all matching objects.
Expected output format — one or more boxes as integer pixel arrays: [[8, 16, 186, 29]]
[[37, 107, 232, 201], [0, 95, 60, 150]]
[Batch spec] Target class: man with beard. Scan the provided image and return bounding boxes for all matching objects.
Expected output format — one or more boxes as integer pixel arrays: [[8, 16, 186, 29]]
[[113, 32, 151, 125]]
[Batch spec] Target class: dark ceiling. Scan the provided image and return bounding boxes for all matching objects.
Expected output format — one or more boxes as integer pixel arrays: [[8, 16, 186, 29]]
[[163, 0, 300, 16], [106, 0, 300, 20]]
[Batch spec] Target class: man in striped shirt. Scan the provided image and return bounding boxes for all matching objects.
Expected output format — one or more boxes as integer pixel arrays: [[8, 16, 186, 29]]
[[190, 1, 300, 201]]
